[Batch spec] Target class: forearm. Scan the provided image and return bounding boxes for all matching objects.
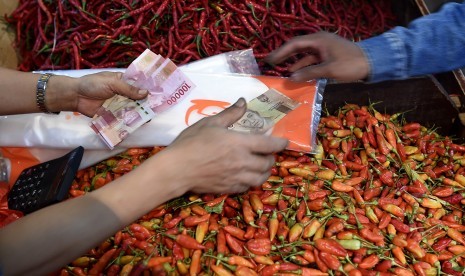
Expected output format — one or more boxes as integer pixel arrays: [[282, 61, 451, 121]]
[[0, 155, 186, 275], [0, 67, 77, 115], [357, 3, 465, 82]]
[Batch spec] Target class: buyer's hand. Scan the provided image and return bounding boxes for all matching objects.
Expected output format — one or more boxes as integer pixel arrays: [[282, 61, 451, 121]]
[[151, 98, 288, 195], [265, 32, 370, 82], [71, 72, 148, 116]]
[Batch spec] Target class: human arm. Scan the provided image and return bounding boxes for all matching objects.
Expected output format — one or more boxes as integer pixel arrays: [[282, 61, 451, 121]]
[[264, 2, 465, 83], [0, 98, 288, 275], [0, 67, 148, 116]]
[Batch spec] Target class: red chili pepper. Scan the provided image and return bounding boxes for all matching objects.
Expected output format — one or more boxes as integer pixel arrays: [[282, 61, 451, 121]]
[[184, 214, 210, 227], [402, 122, 421, 132], [88, 248, 117, 275], [319, 251, 341, 270], [223, 225, 246, 240], [245, 238, 271, 256], [314, 238, 348, 257], [225, 198, 241, 209], [260, 264, 280, 276], [167, 234, 205, 250], [358, 254, 380, 269], [205, 194, 228, 207], [243, 225, 256, 240], [225, 232, 244, 255], [217, 228, 228, 255], [441, 261, 462, 276], [443, 193, 465, 204], [390, 219, 411, 233], [313, 249, 328, 273], [69, 189, 86, 197], [163, 216, 183, 229]]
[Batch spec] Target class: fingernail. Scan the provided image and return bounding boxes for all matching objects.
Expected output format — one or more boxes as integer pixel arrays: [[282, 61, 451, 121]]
[[138, 89, 148, 95], [234, 98, 246, 107]]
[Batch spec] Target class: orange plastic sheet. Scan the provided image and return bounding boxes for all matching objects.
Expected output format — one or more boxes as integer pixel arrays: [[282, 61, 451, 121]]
[[254, 76, 325, 153]]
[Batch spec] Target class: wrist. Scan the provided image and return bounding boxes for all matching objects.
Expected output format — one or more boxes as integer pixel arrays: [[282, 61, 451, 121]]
[[95, 155, 188, 223], [142, 153, 190, 198], [44, 75, 79, 113]]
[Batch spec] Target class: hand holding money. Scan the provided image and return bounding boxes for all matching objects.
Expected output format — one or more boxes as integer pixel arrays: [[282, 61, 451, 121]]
[[56, 71, 148, 117], [90, 49, 196, 149]]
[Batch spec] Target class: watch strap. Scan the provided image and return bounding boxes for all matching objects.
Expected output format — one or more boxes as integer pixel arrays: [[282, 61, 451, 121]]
[[36, 73, 59, 114]]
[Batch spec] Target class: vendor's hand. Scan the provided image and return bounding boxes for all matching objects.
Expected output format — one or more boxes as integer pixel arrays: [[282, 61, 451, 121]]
[[72, 72, 148, 117], [264, 32, 370, 82], [153, 98, 288, 195]]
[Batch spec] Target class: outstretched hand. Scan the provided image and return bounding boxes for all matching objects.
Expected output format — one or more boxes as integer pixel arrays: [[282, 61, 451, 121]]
[[74, 72, 148, 116], [265, 32, 370, 82], [152, 98, 288, 195]]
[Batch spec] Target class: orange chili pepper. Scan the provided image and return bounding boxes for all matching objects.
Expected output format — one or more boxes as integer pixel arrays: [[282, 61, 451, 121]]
[[249, 193, 264, 216], [447, 227, 465, 245], [190, 205, 208, 216], [189, 250, 202, 276], [195, 221, 209, 243], [331, 180, 354, 192], [242, 198, 256, 226], [277, 160, 301, 169], [235, 266, 258, 276], [226, 255, 255, 269], [288, 223, 304, 243], [391, 246, 407, 265], [406, 238, 425, 259], [289, 167, 315, 180], [380, 203, 404, 217]]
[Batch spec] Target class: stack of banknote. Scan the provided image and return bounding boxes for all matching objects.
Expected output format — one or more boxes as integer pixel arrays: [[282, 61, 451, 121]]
[[90, 49, 196, 149]]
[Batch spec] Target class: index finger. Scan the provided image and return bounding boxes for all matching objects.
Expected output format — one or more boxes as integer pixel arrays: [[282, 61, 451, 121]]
[[264, 34, 322, 65]]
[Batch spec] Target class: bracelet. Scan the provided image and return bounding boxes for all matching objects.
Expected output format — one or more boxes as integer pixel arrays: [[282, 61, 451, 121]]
[[36, 73, 59, 114]]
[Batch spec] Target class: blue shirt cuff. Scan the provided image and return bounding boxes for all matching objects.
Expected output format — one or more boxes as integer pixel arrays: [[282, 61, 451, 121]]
[[356, 31, 409, 83]]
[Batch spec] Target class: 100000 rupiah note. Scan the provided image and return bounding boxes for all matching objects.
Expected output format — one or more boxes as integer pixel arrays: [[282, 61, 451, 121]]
[[91, 49, 196, 149]]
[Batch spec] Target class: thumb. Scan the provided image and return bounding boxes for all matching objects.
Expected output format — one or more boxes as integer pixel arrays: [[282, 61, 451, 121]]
[[111, 72, 148, 100], [205, 98, 247, 128]]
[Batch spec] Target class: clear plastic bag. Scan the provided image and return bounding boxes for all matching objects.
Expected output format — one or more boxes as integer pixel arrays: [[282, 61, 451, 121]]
[[181, 49, 260, 75]]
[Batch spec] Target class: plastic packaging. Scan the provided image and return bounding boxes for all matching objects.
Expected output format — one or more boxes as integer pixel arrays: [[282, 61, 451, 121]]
[[181, 48, 261, 75]]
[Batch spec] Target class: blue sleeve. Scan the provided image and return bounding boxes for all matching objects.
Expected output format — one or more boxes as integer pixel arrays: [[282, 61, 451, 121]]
[[356, 2, 465, 83]]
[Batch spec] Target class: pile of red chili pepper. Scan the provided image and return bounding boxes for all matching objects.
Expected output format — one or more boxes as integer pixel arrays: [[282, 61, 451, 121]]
[[5, 0, 396, 74], [60, 103, 465, 276]]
